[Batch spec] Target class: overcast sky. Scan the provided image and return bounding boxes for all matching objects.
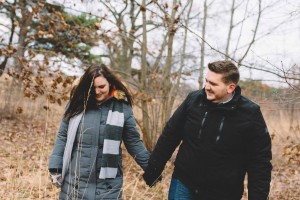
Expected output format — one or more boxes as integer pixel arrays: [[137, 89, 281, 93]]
[[1, 0, 298, 88], [47, 0, 299, 86]]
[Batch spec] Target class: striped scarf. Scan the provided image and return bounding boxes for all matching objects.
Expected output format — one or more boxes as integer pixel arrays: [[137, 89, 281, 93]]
[[99, 100, 124, 179]]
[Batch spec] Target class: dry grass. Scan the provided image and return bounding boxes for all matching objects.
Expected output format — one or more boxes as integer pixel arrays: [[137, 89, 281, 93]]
[[261, 103, 300, 200], [0, 77, 299, 199]]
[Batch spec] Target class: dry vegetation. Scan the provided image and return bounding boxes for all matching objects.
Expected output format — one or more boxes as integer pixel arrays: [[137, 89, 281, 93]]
[[0, 76, 299, 200]]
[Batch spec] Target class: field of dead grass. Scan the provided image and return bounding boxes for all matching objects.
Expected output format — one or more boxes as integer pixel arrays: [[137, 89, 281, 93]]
[[0, 77, 299, 199]]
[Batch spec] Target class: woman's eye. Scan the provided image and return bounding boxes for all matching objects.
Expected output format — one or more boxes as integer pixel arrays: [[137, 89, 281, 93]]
[[95, 85, 105, 89]]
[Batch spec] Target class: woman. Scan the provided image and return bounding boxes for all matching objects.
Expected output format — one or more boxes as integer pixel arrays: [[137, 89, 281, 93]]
[[48, 64, 150, 199]]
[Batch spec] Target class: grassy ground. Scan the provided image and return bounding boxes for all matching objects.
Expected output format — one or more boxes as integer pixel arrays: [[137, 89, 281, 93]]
[[0, 77, 299, 199]]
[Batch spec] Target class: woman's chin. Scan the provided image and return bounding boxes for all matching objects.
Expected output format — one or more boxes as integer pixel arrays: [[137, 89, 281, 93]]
[[96, 96, 109, 103], [96, 98, 104, 102]]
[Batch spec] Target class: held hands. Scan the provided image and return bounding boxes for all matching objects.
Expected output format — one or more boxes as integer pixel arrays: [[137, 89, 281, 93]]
[[50, 173, 62, 188], [142, 161, 163, 187], [143, 172, 162, 187]]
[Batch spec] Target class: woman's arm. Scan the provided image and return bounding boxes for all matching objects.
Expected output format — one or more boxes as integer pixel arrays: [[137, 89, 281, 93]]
[[48, 119, 69, 171], [122, 103, 150, 171]]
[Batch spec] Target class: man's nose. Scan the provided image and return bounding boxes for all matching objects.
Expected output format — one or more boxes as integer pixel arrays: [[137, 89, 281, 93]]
[[205, 83, 210, 90]]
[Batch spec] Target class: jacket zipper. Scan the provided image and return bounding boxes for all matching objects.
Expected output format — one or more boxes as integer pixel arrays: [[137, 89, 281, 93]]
[[216, 116, 225, 143], [198, 112, 208, 139]]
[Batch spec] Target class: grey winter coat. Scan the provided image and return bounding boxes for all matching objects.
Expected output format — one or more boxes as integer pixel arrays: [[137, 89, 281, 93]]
[[49, 99, 150, 199]]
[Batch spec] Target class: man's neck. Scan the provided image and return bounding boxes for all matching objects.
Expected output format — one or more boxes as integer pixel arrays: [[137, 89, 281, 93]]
[[219, 91, 235, 104]]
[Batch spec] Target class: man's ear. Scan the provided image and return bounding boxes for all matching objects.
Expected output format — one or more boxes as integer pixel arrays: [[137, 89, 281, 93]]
[[227, 83, 236, 94]]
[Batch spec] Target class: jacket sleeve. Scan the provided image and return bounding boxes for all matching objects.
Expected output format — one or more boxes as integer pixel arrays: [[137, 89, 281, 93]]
[[122, 103, 150, 171], [246, 108, 272, 200], [48, 118, 69, 171], [143, 92, 194, 186]]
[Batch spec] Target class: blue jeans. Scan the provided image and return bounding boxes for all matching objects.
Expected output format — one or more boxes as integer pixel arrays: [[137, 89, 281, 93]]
[[168, 177, 192, 200]]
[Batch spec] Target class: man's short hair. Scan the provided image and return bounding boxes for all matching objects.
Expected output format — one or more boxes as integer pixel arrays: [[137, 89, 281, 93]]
[[208, 60, 240, 84]]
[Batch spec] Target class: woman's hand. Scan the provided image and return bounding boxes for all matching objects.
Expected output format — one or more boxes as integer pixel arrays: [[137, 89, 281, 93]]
[[50, 173, 62, 188]]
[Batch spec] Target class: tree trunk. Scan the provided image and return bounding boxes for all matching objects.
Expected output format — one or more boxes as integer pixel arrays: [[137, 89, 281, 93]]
[[169, 0, 193, 108], [140, 0, 152, 150], [225, 0, 236, 60], [14, 0, 33, 73], [0, 1, 16, 76], [161, 0, 178, 126], [199, 0, 207, 89]]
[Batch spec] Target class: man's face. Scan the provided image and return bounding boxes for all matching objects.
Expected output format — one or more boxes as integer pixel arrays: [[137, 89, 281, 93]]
[[204, 70, 236, 103]]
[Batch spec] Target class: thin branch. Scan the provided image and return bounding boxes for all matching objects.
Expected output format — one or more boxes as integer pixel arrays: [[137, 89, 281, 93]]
[[238, 0, 261, 65], [233, 0, 249, 58], [225, 0, 236, 59]]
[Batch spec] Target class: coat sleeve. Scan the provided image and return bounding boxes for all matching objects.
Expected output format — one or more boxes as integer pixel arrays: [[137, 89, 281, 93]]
[[122, 103, 150, 171], [246, 108, 272, 200], [143, 91, 194, 186], [48, 118, 69, 171]]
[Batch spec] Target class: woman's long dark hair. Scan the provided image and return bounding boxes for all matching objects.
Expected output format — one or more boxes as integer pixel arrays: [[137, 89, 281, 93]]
[[64, 64, 133, 120]]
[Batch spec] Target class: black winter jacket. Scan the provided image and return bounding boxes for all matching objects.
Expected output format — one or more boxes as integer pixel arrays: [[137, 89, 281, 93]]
[[145, 86, 272, 200]]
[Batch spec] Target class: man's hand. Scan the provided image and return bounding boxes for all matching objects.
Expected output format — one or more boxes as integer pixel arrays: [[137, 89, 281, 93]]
[[143, 172, 162, 187], [142, 161, 163, 187], [50, 173, 62, 188]]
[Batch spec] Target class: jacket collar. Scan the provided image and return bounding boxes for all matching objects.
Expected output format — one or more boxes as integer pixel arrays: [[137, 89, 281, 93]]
[[201, 86, 242, 111], [96, 89, 127, 108]]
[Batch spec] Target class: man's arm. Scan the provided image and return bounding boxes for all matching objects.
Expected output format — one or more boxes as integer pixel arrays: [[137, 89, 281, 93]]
[[246, 108, 272, 200], [143, 91, 196, 186]]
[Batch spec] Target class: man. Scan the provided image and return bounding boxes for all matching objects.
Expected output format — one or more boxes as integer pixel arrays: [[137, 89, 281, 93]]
[[143, 60, 272, 200]]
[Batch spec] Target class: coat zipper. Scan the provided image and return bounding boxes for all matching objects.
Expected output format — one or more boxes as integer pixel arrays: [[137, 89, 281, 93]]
[[198, 112, 208, 139], [216, 116, 225, 143]]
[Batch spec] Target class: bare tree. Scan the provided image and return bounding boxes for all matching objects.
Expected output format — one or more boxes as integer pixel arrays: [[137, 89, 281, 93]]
[[0, 0, 17, 76], [198, 0, 208, 88], [14, 0, 35, 73], [161, 0, 179, 125], [140, 0, 152, 150], [96, 0, 163, 82], [169, 0, 194, 109], [237, 0, 261, 65], [225, 0, 236, 60], [100, 0, 133, 76]]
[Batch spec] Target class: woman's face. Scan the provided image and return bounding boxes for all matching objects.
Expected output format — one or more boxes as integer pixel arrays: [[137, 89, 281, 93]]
[[94, 76, 110, 103]]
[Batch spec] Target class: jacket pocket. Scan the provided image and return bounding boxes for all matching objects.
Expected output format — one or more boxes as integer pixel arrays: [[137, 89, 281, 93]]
[[96, 176, 123, 199]]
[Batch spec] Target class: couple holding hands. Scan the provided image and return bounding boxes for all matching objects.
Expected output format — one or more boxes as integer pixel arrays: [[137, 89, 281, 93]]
[[49, 61, 272, 200]]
